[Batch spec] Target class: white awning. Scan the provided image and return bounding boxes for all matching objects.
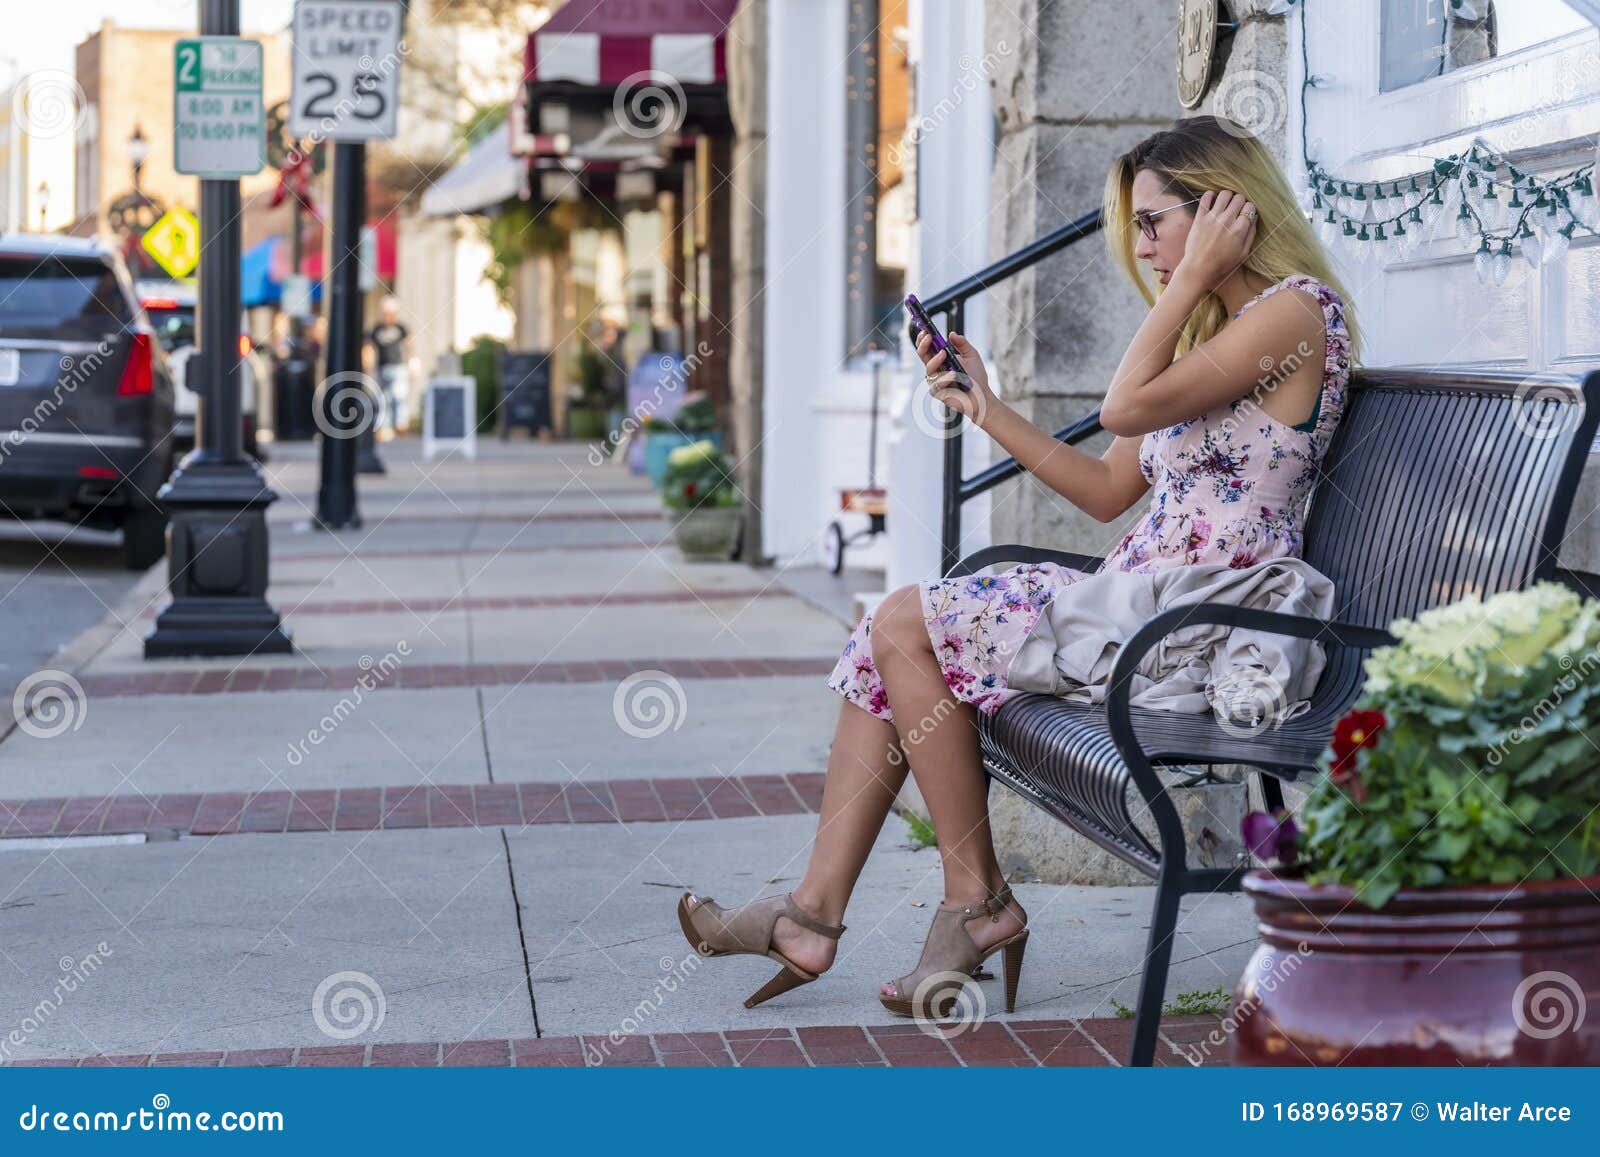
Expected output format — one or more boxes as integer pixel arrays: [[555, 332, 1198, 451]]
[[421, 126, 527, 218]]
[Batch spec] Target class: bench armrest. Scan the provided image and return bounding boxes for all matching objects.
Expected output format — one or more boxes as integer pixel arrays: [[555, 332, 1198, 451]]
[[945, 545, 1104, 579], [1105, 603, 1395, 761]]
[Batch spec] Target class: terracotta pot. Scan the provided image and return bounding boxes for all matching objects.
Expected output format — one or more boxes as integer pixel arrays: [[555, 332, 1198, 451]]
[[1230, 869, 1600, 1066]]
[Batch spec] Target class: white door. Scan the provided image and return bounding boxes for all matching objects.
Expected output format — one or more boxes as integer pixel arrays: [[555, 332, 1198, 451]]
[[1292, 0, 1599, 375]]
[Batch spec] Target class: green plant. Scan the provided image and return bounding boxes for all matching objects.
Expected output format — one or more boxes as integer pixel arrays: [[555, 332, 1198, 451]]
[[659, 440, 739, 511], [459, 102, 509, 148], [569, 338, 609, 409], [477, 199, 620, 307], [641, 395, 717, 437], [1289, 582, 1600, 909], [459, 335, 505, 433], [667, 396, 718, 435], [1111, 987, 1230, 1019], [904, 812, 937, 849]]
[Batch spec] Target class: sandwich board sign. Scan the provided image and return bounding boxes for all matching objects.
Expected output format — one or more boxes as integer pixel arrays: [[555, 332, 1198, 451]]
[[423, 376, 477, 461], [291, 1, 404, 141], [173, 38, 265, 177]]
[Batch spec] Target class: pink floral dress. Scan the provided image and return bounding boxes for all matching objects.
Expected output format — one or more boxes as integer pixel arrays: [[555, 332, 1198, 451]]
[[828, 273, 1352, 723]]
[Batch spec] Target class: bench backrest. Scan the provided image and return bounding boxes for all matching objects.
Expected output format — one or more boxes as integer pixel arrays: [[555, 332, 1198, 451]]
[[1303, 367, 1600, 629]]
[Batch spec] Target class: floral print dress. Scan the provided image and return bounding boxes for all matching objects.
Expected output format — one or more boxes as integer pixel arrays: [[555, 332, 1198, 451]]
[[828, 273, 1353, 723]]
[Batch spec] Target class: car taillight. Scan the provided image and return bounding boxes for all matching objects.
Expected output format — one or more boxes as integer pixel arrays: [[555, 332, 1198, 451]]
[[117, 332, 154, 397], [140, 296, 180, 311]]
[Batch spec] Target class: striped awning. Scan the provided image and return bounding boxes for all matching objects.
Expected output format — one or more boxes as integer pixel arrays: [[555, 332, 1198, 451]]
[[525, 0, 738, 87]]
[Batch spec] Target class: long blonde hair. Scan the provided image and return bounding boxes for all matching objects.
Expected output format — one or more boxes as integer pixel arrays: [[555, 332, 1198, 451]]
[[1102, 115, 1362, 362]]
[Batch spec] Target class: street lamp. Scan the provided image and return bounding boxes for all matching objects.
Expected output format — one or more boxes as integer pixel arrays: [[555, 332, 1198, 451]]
[[35, 180, 48, 232], [127, 123, 149, 196]]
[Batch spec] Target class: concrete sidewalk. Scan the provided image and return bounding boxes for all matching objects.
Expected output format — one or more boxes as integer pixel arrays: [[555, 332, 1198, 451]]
[[0, 439, 1254, 1066]]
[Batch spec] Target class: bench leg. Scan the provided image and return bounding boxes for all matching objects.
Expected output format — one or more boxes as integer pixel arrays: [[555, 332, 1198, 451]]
[[1257, 771, 1285, 812], [1128, 868, 1183, 1067]]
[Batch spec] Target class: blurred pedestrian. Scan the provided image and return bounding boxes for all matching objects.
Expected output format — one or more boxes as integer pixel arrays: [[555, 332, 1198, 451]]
[[366, 296, 416, 440]]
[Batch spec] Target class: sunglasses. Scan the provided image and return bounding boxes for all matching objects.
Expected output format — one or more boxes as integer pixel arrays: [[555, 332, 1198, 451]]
[[1133, 196, 1201, 240]]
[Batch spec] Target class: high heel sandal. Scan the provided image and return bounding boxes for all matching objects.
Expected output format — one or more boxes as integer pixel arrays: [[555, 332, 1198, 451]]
[[878, 885, 1028, 1018], [677, 890, 847, 1009]]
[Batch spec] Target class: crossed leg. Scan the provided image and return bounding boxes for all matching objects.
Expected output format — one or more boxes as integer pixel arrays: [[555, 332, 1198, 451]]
[[775, 584, 1026, 986]]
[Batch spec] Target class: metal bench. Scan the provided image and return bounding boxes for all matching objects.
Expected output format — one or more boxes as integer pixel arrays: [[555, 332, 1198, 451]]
[[947, 366, 1600, 1066]]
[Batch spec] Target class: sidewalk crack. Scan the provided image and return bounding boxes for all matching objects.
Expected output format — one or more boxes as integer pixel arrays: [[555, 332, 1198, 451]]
[[500, 828, 540, 1036]]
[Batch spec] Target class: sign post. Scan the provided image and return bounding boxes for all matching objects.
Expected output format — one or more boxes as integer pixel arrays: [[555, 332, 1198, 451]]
[[293, 0, 406, 528], [146, 4, 292, 659]]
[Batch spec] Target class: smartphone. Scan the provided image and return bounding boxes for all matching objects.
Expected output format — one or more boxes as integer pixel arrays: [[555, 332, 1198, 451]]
[[904, 293, 968, 388]]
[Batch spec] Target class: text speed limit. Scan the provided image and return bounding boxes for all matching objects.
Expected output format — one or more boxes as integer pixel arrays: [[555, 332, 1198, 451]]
[[290, 0, 404, 141]]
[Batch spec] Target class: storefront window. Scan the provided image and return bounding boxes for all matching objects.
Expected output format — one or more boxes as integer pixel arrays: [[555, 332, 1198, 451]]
[[1379, 0, 1592, 93], [845, 0, 911, 362]]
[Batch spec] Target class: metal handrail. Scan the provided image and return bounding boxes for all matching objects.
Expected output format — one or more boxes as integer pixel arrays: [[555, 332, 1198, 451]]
[[929, 207, 1107, 574]]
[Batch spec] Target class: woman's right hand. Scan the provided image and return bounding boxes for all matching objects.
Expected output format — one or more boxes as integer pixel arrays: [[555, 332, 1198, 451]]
[[914, 328, 997, 426]]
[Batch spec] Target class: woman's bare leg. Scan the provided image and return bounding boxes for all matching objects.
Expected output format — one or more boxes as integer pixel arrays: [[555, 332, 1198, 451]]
[[767, 697, 907, 974], [869, 586, 1025, 996]]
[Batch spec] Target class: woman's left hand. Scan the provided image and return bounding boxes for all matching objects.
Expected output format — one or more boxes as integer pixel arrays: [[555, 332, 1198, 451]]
[[917, 330, 997, 427], [1175, 189, 1257, 291]]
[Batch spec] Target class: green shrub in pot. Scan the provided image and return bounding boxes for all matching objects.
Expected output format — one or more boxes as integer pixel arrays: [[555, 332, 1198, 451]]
[[1265, 581, 1600, 909], [660, 439, 740, 511]]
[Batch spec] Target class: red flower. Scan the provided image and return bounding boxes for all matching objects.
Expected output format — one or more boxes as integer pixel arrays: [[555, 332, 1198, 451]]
[[1332, 708, 1385, 763], [684, 482, 698, 498], [1328, 708, 1384, 803]]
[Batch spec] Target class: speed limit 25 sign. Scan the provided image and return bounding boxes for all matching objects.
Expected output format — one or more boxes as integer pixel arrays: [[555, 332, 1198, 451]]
[[290, 0, 404, 141]]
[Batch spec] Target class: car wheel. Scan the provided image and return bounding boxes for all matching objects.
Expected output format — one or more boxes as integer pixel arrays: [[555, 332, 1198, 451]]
[[122, 503, 168, 570]]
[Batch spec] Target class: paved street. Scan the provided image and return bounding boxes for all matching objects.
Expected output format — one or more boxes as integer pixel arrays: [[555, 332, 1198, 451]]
[[0, 439, 1254, 1067], [0, 524, 145, 696]]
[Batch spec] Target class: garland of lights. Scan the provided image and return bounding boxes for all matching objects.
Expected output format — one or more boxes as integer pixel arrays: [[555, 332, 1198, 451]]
[[1268, 0, 1600, 285]]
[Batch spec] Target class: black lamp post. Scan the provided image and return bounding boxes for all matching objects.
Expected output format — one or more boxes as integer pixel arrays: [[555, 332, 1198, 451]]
[[127, 123, 149, 196], [145, 0, 292, 659]]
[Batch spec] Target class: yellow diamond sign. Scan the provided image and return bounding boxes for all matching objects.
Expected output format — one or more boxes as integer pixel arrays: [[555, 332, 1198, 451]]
[[142, 207, 201, 279]]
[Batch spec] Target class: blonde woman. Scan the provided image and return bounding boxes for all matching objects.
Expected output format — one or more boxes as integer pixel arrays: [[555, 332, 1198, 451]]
[[678, 116, 1361, 1018]]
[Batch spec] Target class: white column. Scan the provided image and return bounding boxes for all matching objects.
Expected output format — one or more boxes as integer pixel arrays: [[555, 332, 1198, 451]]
[[760, 0, 848, 561], [886, 0, 994, 590]]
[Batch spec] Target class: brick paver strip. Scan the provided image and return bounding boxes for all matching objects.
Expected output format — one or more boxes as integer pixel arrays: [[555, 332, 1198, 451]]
[[71, 657, 835, 701], [0, 773, 822, 839], [265, 587, 789, 617], [283, 487, 654, 506], [284, 539, 673, 563], [279, 509, 665, 527], [6, 1017, 1225, 1067]]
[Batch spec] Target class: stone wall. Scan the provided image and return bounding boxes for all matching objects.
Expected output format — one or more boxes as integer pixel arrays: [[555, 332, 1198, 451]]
[[727, 0, 769, 562]]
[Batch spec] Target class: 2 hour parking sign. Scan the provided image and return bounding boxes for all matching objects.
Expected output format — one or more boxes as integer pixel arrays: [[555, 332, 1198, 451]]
[[290, 1, 404, 141], [173, 38, 266, 177]]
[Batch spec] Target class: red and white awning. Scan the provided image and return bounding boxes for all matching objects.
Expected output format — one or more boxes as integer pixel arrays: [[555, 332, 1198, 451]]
[[525, 0, 738, 87]]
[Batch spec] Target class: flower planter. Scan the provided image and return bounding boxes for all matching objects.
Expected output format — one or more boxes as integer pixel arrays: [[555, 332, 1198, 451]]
[[1231, 869, 1600, 1066], [671, 506, 742, 561], [645, 430, 722, 488]]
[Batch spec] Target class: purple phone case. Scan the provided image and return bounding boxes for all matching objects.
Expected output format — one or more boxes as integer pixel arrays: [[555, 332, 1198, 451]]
[[906, 294, 968, 389]]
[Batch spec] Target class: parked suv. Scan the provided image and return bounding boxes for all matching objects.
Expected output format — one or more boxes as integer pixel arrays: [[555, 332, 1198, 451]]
[[137, 279, 263, 458], [0, 236, 176, 568]]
